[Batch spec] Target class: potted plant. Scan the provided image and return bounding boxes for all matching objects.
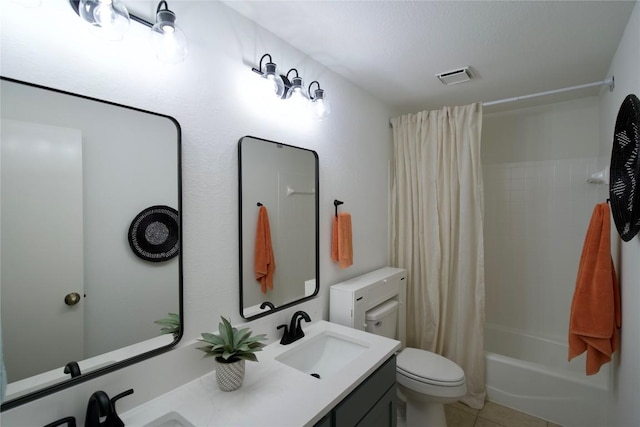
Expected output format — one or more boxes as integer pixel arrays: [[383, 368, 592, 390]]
[[154, 313, 181, 339], [197, 316, 267, 391]]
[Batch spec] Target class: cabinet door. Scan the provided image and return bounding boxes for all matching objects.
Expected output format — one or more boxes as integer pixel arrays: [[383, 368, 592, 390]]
[[357, 385, 397, 427], [334, 356, 396, 426], [313, 413, 332, 427]]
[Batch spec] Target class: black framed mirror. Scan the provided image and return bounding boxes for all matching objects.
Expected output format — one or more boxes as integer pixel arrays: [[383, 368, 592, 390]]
[[238, 136, 319, 320], [0, 77, 183, 410]]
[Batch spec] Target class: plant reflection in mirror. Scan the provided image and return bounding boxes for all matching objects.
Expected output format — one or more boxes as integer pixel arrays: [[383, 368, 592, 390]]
[[154, 313, 180, 339]]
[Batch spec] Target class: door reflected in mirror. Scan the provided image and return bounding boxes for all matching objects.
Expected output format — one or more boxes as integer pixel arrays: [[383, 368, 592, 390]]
[[0, 77, 182, 410], [238, 136, 319, 319]]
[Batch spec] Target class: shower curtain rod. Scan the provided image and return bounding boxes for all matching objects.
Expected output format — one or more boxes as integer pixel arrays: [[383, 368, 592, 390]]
[[482, 77, 614, 107], [388, 77, 614, 127]]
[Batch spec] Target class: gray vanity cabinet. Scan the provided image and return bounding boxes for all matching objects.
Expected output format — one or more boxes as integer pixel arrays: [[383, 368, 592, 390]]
[[315, 355, 397, 427]]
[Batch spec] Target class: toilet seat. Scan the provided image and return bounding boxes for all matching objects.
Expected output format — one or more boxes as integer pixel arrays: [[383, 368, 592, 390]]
[[397, 348, 465, 387]]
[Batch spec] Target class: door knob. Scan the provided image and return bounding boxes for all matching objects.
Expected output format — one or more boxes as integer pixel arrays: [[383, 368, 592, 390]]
[[64, 292, 81, 306]]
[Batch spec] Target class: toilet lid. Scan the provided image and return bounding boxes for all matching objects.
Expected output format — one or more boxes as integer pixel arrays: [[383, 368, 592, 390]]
[[397, 348, 465, 386]]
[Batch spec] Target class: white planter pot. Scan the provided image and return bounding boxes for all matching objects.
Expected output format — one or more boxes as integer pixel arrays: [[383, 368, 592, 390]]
[[215, 359, 245, 391]]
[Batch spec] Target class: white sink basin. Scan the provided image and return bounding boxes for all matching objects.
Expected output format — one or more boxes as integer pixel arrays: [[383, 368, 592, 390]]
[[275, 331, 369, 379], [144, 411, 195, 427]]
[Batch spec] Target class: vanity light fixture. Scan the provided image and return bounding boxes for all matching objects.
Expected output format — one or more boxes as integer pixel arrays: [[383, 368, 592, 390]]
[[308, 81, 331, 120], [77, 0, 131, 40], [251, 53, 286, 98], [250, 54, 330, 119], [150, 1, 188, 63], [70, 0, 188, 63]]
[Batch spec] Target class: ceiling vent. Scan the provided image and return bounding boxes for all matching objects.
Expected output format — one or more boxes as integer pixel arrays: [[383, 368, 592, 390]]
[[436, 67, 472, 85]]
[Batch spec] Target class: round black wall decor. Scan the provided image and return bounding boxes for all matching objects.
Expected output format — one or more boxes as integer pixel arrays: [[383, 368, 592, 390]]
[[128, 205, 179, 262], [609, 94, 640, 242]]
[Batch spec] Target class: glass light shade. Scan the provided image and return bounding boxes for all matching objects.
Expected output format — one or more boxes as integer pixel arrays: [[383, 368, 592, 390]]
[[286, 76, 310, 112], [311, 88, 331, 120], [151, 9, 188, 64], [79, 0, 130, 41], [261, 62, 285, 98]]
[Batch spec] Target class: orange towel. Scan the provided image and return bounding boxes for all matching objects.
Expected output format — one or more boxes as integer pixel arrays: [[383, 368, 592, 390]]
[[331, 212, 353, 269], [254, 206, 275, 293], [568, 202, 621, 375]]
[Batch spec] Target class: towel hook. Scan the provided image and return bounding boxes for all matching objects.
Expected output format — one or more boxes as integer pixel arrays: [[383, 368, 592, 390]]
[[257, 202, 263, 207], [334, 199, 344, 217]]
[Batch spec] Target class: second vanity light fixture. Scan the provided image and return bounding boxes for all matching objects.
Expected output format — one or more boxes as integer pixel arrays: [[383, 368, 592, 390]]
[[70, 0, 188, 63], [251, 53, 331, 120]]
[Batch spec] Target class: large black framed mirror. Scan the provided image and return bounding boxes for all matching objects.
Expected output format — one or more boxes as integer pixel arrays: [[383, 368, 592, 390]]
[[0, 77, 183, 410], [238, 136, 319, 320]]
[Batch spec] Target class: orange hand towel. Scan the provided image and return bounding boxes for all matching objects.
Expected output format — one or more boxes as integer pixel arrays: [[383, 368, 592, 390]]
[[568, 202, 621, 375], [331, 212, 353, 269], [254, 206, 275, 293]]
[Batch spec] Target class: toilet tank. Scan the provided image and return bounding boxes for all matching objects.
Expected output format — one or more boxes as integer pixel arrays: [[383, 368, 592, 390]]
[[365, 300, 399, 340]]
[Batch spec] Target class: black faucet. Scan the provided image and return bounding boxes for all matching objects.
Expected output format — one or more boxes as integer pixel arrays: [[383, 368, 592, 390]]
[[260, 301, 276, 310], [85, 389, 134, 427], [64, 361, 82, 378], [277, 311, 311, 345]]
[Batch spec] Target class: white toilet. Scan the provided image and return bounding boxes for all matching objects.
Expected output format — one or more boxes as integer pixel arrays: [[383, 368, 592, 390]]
[[365, 300, 466, 427], [330, 267, 466, 427]]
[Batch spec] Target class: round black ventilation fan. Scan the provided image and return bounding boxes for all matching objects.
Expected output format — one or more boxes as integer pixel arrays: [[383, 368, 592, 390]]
[[609, 94, 640, 242]]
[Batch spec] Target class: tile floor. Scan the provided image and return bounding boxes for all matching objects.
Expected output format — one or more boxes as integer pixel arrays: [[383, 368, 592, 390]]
[[445, 401, 563, 427]]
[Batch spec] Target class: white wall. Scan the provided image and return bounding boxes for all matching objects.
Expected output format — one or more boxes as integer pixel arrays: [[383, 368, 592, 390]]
[[0, 0, 393, 423], [598, 2, 640, 426], [482, 97, 601, 343]]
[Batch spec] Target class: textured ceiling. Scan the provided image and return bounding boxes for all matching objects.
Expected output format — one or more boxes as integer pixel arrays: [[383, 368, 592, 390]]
[[222, 1, 636, 113]]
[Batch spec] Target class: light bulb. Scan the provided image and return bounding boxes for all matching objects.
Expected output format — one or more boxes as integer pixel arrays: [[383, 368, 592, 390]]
[[78, 0, 130, 41], [311, 88, 331, 120], [151, 8, 188, 63]]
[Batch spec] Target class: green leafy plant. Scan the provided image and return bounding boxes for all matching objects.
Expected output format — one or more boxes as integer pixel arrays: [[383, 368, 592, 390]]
[[197, 316, 267, 363], [154, 313, 181, 339]]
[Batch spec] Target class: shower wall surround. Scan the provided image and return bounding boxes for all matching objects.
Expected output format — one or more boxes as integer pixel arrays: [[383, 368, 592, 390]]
[[483, 96, 601, 347], [483, 156, 601, 341], [0, 0, 393, 423]]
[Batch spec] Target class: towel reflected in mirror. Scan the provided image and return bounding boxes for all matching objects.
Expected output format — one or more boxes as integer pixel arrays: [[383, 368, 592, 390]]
[[254, 205, 276, 293]]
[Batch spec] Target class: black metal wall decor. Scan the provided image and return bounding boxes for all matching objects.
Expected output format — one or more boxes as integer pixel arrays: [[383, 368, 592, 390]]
[[609, 94, 640, 242], [128, 205, 179, 261]]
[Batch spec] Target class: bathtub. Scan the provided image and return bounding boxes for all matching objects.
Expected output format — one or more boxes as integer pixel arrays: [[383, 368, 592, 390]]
[[484, 324, 610, 427]]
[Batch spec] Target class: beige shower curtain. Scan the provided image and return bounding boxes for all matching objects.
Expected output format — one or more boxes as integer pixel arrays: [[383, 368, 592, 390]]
[[390, 103, 486, 409]]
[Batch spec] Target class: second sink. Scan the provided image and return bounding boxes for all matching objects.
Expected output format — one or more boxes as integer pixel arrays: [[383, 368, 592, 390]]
[[275, 331, 369, 379], [144, 411, 195, 427]]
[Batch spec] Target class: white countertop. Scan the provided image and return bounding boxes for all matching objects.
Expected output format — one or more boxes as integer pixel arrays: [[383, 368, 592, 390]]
[[121, 320, 400, 427]]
